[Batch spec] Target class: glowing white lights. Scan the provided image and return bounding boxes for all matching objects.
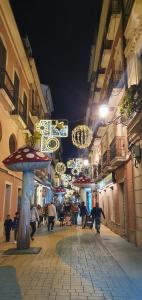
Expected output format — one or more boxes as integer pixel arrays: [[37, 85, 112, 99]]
[[99, 105, 109, 118]]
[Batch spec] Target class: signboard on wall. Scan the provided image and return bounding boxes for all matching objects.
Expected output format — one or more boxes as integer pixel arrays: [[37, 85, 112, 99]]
[[97, 173, 113, 190]]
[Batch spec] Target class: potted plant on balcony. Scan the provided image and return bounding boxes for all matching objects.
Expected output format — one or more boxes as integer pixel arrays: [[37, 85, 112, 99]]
[[120, 84, 140, 118]]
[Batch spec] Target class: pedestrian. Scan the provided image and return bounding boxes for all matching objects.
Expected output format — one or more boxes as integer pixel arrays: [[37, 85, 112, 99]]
[[71, 203, 79, 225], [47, 202, 56, 232], [4, 214, 13, 242], [93, 202, 105, 234], [30, 204, 39, 241], [80, 201, 88, 229], [37, 205, 43, 227], [59, 205, 65, 227], [12, 212, 19, 243]]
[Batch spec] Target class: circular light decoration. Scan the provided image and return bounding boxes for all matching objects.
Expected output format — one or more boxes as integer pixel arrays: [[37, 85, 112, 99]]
[[64, 180, 69, 187], [55, 162, 66, 175], [71, 168, 80, 176], [41, 137, 60, 153], [72, 125, 92, 149]]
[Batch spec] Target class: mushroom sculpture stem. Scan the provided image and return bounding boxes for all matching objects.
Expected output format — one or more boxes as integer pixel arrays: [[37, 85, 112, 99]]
[[17, 171, 34, 250]]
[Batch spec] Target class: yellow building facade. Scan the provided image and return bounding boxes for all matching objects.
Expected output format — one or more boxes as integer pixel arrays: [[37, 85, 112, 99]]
[[0, 1, 49, 237]]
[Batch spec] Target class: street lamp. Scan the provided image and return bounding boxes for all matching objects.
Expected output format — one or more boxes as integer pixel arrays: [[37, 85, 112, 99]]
[[99, 105, 109, 118], [83, 159, 89, 167]]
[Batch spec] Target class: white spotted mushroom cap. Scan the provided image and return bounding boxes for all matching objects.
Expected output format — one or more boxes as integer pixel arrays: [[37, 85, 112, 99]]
[[73, 175, 95, 188], [53, 187, 66, 194], [3, 146, 52, 171]]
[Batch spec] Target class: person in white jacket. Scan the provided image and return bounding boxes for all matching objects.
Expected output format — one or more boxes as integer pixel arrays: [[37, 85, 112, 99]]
[[47, 202, 56, 231]]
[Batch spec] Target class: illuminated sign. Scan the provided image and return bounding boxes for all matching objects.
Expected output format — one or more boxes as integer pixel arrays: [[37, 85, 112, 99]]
[[41, 136, 60, 153], [36, 119, 68, 138]]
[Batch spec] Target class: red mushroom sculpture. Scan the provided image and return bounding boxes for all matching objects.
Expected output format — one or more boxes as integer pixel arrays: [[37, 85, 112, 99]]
[[73, 175, 95, 188], [3, 146, 51, 250], [53, 187, 66, 202]]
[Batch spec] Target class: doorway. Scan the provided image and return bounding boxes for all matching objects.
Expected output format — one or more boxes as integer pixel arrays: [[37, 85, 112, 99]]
[[17, 187, 22, 213], [119, 182, 127, 236], [3, 184, 12, 220]]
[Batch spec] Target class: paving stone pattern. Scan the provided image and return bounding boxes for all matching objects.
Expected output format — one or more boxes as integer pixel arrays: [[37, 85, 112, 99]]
[[0, 226, 141, 300]]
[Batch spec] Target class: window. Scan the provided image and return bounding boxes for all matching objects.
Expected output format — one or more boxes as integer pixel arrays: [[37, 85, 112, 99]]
[[9, 134, 17, 154], [23, 92, 27, 122], [0, 37, 7, 85], [32, 90, 35, 110], [13, 72, 20, 108]]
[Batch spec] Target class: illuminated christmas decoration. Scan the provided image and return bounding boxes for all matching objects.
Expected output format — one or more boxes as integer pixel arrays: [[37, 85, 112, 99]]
[[67, 158, 83, 169], [67, 159, 76, 169], [72, 125, 92, 149], [36, 119, 68, 138], [64, 180, 69, 187], [71, 168, 80, 176], [55, 162, 66, 175], [61, 174, 71, 180], [76, 158, 83, 168], [73, 175, 95, 188], [41, 136, 60, 153]]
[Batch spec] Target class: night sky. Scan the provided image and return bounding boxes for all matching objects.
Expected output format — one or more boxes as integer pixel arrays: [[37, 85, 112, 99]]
[[10, 0, 102, 161]]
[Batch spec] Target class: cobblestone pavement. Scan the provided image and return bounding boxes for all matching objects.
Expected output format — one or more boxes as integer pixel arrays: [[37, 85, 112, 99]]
[[0, 225, 142, 300]]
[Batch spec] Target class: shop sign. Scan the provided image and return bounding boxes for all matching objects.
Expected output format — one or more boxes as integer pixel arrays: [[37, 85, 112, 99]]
[[97, 173, 113, 190]]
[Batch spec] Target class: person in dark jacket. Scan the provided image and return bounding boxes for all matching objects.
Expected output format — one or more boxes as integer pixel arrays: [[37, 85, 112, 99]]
[[59, 205, 65, 227], [13, 212, 19, 243], [4, 215, 13, 242], [80, 201, 88, 228], [91, 202, 105, 233]]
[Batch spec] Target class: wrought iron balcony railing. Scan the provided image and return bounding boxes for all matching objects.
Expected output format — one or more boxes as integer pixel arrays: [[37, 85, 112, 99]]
[[98, 161, 102, 175], [0, 68, 15, 106], [12, 97, 27, 125], [110, 136, 126, 161], [27, 117, 34, 134], [107, 70, 124, 99], [31, 104, 41, 119], [102, 150, 110, 168]]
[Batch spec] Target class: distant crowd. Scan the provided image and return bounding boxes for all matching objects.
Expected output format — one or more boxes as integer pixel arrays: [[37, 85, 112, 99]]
[[4, 200, 105, 243]]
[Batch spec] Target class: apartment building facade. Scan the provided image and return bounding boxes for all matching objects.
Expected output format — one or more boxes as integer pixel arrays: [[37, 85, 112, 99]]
[[0, 1, 52, 237], [86, 0, 139, 245]]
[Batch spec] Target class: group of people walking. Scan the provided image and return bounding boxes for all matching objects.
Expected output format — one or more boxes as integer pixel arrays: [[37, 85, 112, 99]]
[[4, 201, 105, 242]]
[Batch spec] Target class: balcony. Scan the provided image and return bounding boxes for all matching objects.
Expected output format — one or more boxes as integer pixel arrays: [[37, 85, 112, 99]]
[[94, 166, 98, 182], [126, 80, 142, 141], [96, 69, 105, 89], [11, 98, 27, 129], [27, 116, 34, 135], [0, 69, 15, 111], [98, 161, 103, 180], [107, 70, 124, 100], [102, 150, 112, 173], [107, 0, 121, 40], [110, 136, 127, 167], [30, 105, 41, 123], [101, 40, 112, 69]]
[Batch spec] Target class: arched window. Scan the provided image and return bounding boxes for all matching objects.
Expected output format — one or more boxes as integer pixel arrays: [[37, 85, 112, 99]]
[[9, 134, 17, 154]]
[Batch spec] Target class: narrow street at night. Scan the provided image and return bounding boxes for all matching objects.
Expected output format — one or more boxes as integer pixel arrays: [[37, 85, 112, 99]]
[[1, 1, 142, 299], [0, 224, 142, 300]]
